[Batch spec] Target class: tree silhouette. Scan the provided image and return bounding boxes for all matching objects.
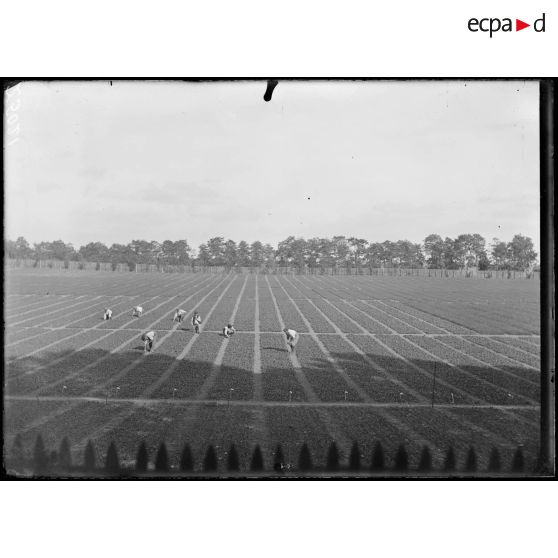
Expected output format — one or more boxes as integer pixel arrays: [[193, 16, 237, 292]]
[[135, 441, 149, 473], [298, 443, 313, 472], [83, 440, 96, 472], [464, 447, 477, 473], [33, 434, 49, 475], [393, 444, 409, 472], [203, 445, 218, 472], [250, 445, 264, 472], [180, 444, 194, 472], [155, 442, 169, 472], [326, 442, 340, 472], [443, 447, 456, 472], [227, 444, 240, 472], [370, 441, 385, 472], [348, 441, 361, 472], [417, 446, 432, 472], [104, 441, 120, 474], [273, 444, 285, 472], [487, 448, 501, 473], [511, 447, 525, 473]]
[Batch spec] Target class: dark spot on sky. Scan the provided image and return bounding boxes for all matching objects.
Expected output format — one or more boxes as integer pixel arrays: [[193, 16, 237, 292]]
[[264, 80, 278, 102], [307, 197, 311, 200]]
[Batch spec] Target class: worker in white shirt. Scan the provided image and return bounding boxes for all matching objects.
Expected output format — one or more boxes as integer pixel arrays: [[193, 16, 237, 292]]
[[141, 331, 156, 353], [283, 328, 298, 353], [223, 323, 236, 338], [192, 310, 202, 334], [173, 308, 187, 323], [103, 308, 113, 320], [132, 306, 143, 317]]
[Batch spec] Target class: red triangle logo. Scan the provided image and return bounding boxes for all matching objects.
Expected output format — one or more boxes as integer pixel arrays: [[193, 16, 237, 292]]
[[516, 19, 530, 31]]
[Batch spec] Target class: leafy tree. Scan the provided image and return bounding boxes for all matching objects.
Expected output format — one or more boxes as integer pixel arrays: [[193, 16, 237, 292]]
[[174, 240, 192, 265], [442, 237, 459, 269], [6, 236, 33, 259], [464, 447, 477, 473], [487, 448, 501, 472], [453, 233, 486, 268], [129, 239, 156, 264], [135, 441, 149, 472], [443, 447, 456, 472], [104, 441, 120, 474], [180, 444, 194, 472], [508, 234, 537, 270], [277, 236, 306, 270], [250, 241, 264, 267], [332, 236, 350, 269], [160, 240, 177, 265], [237, 241, 251, 266], [365, 242, 384, 268], [381, 240, 398, 267], [203, 445, 218, 472], [5, 238, 17, 259], [155, 442, 169, 472], [326, 442, 340, 472], [317, 238, 336, 269], [370, 441, 385, 471], [348, 441, 361, 471], [58, 437, 72, 471], [478, 251, 490, 270], [227, 444, 240, 472], [348, 237, 368, 269], [250, 445, 264, 472], [83, 440, 96, 472], [33, 434, 49, 475], [207, 237, 226, 265], [197, 243, 211, 266], [33, 240, 76, 262], [305, 237, 322, 268], [262, 243, 276, 268], [423, 234, 445, 268], [393, 444, 409, 472], [79, 242, 110, 262], [511, 447, 525, 473], [224, 240, 238, 268], [298, 443, 313, 472], [417, 446, 432, 472], [490, 238, 509, 269]]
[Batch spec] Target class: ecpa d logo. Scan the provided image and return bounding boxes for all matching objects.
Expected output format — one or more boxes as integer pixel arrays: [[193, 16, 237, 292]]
[[468, 13, 546, 37]]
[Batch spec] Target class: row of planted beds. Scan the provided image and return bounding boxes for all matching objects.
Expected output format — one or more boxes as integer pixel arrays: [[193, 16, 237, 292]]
[[7, 434, 541, 477]]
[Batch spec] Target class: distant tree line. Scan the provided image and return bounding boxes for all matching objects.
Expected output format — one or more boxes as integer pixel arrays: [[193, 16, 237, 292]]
[[4, 233, 538, 271]]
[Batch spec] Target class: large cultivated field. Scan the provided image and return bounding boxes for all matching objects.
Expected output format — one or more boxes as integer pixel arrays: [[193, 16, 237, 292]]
[[4, 269, 541, 474]]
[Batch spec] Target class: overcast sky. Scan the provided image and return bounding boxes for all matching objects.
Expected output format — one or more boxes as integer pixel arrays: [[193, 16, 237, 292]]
[[4, 80, 540, 254]]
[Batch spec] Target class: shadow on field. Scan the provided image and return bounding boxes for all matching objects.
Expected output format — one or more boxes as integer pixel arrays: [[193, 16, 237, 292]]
[[3, 341, 543, 478]]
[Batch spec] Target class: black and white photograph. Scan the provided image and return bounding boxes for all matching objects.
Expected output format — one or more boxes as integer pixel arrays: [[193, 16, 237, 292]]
[[3, 79, 554, 479]]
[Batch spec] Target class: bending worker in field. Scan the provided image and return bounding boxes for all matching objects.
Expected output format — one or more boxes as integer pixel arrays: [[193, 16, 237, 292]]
[[173, 308, 187, 323], [192, 310, 202, 334], [283, 327, 298, 353], [103, 308, 113, 320], [132, 305, 143, 317], [223, 323, 236, 338], [141, 330, 156, 353]]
